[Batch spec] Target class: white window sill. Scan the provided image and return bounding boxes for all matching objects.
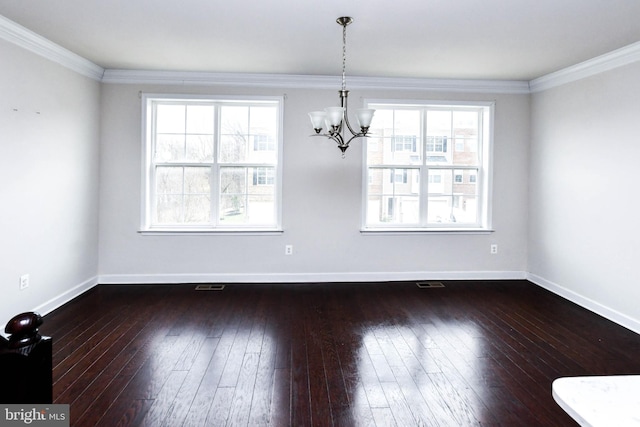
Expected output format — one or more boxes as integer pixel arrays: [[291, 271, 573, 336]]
[[360, 227, 494, 235], [139, 228, 284, 236]]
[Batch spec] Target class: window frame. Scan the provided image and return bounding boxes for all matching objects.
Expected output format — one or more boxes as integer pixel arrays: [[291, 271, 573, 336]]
[[361, 99, 494, 233], [140, 94, 284, 234]]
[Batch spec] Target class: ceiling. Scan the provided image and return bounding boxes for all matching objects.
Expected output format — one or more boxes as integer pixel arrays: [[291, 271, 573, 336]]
[[2, 0, 640, 81]]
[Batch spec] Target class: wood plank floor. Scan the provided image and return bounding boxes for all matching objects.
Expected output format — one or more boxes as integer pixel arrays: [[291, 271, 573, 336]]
[[39, 280, 640, 426]]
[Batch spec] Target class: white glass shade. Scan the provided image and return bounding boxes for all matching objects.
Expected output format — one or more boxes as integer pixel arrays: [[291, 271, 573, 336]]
[[324, 107, 345, 127], [356, 108, 375, 128], [308, 111, 327, 130]]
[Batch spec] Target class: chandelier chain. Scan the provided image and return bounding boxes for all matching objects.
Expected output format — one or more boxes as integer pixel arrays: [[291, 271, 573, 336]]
[[341, 22, 347, 91]]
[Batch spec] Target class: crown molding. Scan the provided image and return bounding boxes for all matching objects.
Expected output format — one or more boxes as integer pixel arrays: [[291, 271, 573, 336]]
[[102, 69, 531, 94], [102, 69, 341, 88], [347, 76, 531, 94], [0, 14, 104, 81], [530, 40, 640, 92]]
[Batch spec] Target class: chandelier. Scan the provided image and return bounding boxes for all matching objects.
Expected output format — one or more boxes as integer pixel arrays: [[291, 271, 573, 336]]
[[308, 17, 375, 157]]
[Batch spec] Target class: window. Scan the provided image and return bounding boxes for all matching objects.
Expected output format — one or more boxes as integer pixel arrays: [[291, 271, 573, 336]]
[[142, 95, 283, 232], [390, 169, 409, 184], [426, 136, 447, 152], [253, 167, 275, 185], [392, 135, 417, 152], [364, 101, 493, 230]]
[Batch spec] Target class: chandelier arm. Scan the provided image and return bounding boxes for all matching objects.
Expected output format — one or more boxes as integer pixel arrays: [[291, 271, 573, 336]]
[[344, 132, 368, 148], [310, 132, 344, 146], [339, 90, 361, 137]]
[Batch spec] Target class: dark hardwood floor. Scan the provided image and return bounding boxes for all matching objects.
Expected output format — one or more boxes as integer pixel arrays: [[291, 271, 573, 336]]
[[39, 280, 640, 426]]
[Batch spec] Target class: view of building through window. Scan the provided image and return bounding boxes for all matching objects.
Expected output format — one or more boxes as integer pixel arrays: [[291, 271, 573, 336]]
[[364, 102, 492, 229]]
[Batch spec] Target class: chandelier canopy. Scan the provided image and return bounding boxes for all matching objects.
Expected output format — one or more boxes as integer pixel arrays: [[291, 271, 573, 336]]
[[308, 17, 375, 157]]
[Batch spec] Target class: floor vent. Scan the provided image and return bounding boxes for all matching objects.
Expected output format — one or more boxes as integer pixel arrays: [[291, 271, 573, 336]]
[[195, 284, 226, 291], [416, 281, 445, 289]]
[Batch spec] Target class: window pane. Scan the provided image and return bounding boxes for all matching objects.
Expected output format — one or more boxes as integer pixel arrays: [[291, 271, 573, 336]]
[[453, 110, 478, 132], [155, 134, 185, 162], [368, 168, 420, 194], [249, 134, 277, 163], [366, 195, 384, 224], [367, 168, 385, 196], [427, 168, 478, 224], [394, 109, 421, 137], [428, 169, 451, 223], [246, 195, 275, 224], [156, 104, 185, 134], [454, 195, 478, 224], [219, 167, 267, 224], [367, 168, 420, 224], [220, 105, 278, 164], [184, 195, 210, 223], [184, 167, 210, 193], [426, 110, 452, 165], [155, 167, 211, 224], [219, 168, 274, 224], [219, 134, 248, 163], [156, 195, 182, 223], [219, 196, 275, 224], [219, 194, 245, 222], [220, 106, 249, 163], [427, 195, 454, 224], [426, 110, 452, 138], [248, 106, 278, 163], [219, 168, 244, 219], [250, 106, 277, 135], [427, 170, 445, 193], [185, 135, 214, 162], [368, 108, 421, 166], [452, 110, 479, 166], [156, 166, 183, 194], [366, 195, 420, 224], [220, 167, 246, 195], [186, 105, 214, 134], [221, 106, 249, 134]]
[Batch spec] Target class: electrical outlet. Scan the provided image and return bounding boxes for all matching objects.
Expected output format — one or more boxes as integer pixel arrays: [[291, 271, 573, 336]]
[[285, 245, 293, 255], [20, 274, 30, 290], [490, 244, 498, 255]]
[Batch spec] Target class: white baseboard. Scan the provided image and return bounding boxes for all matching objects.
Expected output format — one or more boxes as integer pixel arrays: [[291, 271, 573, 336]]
[[33, 276, 99, 317], [98, 270, 527, 285], [527, 273, 640, 335]]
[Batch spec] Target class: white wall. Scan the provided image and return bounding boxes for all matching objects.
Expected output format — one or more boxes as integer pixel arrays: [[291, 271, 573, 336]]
[[529, 62, 640, 333], [0, 39, 101, 325], [98, 84, 529, 283]]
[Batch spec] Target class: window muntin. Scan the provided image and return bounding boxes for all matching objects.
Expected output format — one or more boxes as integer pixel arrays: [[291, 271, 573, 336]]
[[143, 95, 282, 231], [364, 102, 492, 230]]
